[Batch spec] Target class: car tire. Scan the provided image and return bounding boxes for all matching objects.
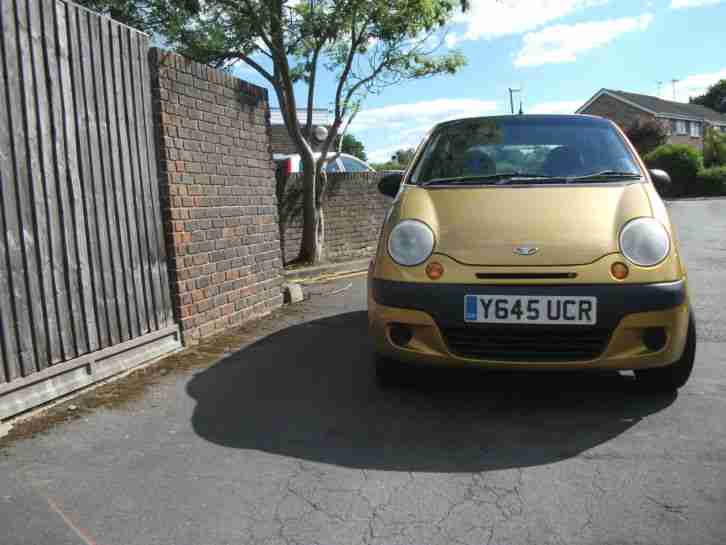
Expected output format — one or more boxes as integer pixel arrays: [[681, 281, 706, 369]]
[[635, 308, 696, 392], [375, 355, 403, 387]]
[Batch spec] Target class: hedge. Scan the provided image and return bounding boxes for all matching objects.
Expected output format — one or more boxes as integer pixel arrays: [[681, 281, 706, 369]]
[[695, 166, 726, 196], [703, 126, 726, 167], [643, 144, 703, 197]]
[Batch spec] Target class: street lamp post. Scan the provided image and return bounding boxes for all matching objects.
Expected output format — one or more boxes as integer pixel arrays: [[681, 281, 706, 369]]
[[508, 88, 521, 114], [508, 88, 516, 114]]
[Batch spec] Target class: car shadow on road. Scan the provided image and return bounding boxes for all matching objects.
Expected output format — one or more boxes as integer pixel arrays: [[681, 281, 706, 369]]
[[187, 311, 676, 472]]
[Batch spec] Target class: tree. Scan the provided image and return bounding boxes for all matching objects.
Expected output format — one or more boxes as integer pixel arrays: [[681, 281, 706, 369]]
[[340, 134, 367, 161], [71, 0, 201, 35], [392, 148, 416, 166], [625, 118, 669, 156], [152, 0, 467, 264], [690, 79, 726, 114], [72, 0, 150, 30], [371, 147, 416, 171], [703, 125, 726, 167]]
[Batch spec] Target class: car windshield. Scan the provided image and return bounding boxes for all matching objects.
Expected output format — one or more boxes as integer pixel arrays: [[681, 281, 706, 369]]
[[410, 116, 643, 185]]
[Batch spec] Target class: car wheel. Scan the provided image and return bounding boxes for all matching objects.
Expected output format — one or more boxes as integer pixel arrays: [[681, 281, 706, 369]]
[[375, 355, 403, 387], [635, 308, 696, 392]]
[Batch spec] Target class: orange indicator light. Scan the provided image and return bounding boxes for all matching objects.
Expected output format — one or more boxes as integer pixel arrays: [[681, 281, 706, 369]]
[[611, 262, 629, 280], [426, 261, 444, 280]]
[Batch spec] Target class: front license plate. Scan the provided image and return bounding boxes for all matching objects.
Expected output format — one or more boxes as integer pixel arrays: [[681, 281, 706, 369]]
[[464, 295, 597, 325]]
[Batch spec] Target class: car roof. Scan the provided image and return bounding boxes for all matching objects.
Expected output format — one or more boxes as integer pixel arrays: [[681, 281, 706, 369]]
[[273, 152, 367, 162], [433, 113, 612, 131]]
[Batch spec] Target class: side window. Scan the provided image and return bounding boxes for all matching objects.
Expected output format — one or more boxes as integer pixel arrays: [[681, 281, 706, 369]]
[[340, 156, 369, 172], [324, 159, 341, 173]]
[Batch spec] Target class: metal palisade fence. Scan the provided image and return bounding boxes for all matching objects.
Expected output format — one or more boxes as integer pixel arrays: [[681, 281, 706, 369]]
[[0, 0, 179, 419]]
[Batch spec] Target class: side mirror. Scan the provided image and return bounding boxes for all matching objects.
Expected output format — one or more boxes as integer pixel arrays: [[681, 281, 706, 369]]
[[378, 172, 403, 198], [649, 169, 671, 187]]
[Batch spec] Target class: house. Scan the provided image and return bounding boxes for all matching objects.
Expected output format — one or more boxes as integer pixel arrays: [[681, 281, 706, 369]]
[[577, 88, 726, 150], [269, 107, 331, 155]]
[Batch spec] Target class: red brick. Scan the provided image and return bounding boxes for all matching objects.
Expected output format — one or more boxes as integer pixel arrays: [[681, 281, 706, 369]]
[[154, 48, 283, 346]]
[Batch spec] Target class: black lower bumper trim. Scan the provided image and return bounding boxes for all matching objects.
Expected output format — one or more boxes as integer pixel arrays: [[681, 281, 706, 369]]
[[441, 324, 612, 361], [372, 278, 686, 331]]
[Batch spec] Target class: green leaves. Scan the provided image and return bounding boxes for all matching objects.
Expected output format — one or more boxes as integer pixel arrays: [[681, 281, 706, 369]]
[[690, 79, 726, 114], [703, 126, 726, 168], [80, 0, 469, 106], [371, 147, 416, 171], [340, 134, 367, 161]]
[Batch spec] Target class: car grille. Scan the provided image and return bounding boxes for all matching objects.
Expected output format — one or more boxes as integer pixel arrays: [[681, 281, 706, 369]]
[[440, 324, 612, 362]]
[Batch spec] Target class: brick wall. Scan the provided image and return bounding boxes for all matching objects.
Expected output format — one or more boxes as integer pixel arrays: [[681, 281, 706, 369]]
[[269, 125, 297, 155], [151, 49, 284, 344], [582, 95, 705, 150], [581, 94, 654, 129], [269, 125, 328, 155], [278, 172, 391, 263]]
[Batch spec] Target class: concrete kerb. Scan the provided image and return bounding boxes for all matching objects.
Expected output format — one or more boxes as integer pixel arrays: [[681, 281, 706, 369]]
[[283, 258, 371, 284], [0, 422, 12, 439], [282, 283, 304, 304]]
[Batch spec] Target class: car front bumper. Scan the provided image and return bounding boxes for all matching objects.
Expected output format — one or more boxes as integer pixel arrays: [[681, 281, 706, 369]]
[[368, 278, 690, 370]]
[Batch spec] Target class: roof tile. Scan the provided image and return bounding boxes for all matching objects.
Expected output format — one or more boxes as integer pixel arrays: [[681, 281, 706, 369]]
[[604, 89, 726, 124]]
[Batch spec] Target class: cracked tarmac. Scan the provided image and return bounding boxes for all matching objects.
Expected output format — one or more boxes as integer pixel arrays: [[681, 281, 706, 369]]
[[1, 199, 725, 545]]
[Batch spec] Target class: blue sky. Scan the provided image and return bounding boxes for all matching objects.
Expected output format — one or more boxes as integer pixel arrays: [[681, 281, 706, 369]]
[[236, 0, 726, 163]]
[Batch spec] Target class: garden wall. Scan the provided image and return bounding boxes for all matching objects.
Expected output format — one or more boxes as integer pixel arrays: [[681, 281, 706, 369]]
[[151, 49, 284, 344], [278, 172, 391, 264]]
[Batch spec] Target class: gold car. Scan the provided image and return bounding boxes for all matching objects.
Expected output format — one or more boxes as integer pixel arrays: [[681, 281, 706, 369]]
[[368, 114, 696, 391]]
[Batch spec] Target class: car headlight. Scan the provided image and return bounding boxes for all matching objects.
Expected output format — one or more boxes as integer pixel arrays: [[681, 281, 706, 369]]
[[387, 219, 435, 266], [619, 217, 671, 267]]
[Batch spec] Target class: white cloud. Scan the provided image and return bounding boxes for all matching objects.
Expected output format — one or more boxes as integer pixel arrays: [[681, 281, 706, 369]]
[[670, 0, 723, 8], [356, 98, 500, 162], [352, 98, 499, 132], [444, 33, 459, 48], [514, 14, 653, 67], [657, 68, 726, 102], [447, 0, 608, 45], [527, 100, 585, 114]]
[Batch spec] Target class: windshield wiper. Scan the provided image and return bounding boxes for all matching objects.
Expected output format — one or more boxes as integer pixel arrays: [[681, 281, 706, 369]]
[[421, 170, 642, 186], [421, 173, 560, 186], [566, 170, 643, 182]]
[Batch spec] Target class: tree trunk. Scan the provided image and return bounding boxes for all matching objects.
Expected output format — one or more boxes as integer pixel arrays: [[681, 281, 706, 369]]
[[298, 155, 324, 264], [316, 207, 325, 259]]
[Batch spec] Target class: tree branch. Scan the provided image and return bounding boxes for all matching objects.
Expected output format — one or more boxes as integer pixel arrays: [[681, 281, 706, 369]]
[[236, 53, 275, 83], [341, 54, 390, 117], [332, 10, 365, 120], [268, 0, 310, 156], [234, 0, 276, 55], [337, 103, 360, 154], [306, 44, 323, 136]]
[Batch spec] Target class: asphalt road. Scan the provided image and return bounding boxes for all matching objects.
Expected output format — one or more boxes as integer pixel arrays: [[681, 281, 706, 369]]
[[1, 199, 725, 545]]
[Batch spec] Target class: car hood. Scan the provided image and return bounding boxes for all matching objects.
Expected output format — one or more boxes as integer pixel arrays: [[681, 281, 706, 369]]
[[398, 183, 653, 266]]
